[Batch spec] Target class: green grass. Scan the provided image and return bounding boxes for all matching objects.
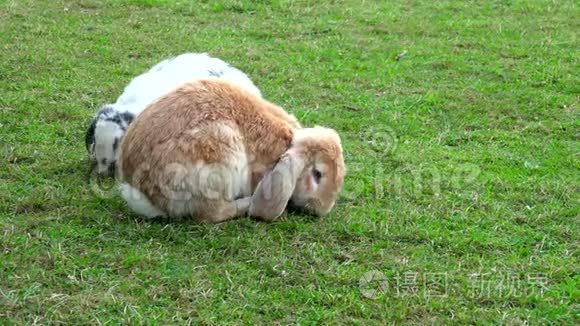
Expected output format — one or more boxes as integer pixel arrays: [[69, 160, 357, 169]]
[[0, 0, 578, 323]]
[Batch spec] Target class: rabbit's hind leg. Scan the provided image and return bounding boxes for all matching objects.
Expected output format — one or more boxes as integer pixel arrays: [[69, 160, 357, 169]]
[[196, 196, 251, 223]]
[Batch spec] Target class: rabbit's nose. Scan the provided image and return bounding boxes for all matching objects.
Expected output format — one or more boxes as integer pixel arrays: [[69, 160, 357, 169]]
[[96, 163, 115, 177]]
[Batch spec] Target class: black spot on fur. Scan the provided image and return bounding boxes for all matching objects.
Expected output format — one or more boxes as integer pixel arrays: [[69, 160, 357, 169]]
[[119, 112, 134, 125], [105, 114, 122, 126], [85, 119, 97, 153], [97, 105, 115, 118], [208, 69, 223, 77], [113, 137, 119, 152], [108, 162, 116, 175], [102, 111, 135, 131]]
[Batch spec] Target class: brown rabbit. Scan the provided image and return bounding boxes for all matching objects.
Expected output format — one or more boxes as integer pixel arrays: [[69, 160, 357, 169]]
[[119, 78, 345, 222]]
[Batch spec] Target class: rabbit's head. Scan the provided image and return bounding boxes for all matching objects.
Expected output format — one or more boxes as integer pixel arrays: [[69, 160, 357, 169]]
[[88, 105, 134, 176], [249, 126, 345, 220]]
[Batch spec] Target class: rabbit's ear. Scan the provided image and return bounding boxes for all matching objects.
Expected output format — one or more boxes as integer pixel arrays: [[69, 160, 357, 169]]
[[85, 118, 97, 154], [249, 150, 305, 221]]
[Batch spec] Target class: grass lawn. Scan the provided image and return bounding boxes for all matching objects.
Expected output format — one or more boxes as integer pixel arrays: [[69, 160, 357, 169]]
[[0, 0, 578, 323]]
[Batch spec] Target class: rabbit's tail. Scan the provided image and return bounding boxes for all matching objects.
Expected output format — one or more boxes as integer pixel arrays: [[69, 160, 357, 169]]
[[120, 183, 165, 218]]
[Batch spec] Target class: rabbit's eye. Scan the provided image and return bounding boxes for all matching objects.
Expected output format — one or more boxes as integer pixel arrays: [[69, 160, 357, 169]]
[[312, 169, 322, 184]]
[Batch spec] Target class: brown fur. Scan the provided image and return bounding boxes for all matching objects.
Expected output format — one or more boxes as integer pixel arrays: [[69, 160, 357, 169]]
[[291, 128, 345, 213], [120, 78, 345, 222], [120, 79, 295, 220]]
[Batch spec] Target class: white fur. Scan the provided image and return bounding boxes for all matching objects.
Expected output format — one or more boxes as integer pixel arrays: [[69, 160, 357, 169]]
[[90, 52, 262, 175], [94, 119, 124, 175], [120, 183, 166, 218], [116, 53, 262, 111]]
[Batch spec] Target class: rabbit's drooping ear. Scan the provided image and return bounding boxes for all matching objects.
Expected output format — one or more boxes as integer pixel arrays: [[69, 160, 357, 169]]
[[249, 149, 306, 221], [85, 118, 97, 155]]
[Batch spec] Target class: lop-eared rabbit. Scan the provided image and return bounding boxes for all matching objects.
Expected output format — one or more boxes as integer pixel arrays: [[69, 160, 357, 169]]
[[119, 79, 344, 222], [86, 52, 263, 176]]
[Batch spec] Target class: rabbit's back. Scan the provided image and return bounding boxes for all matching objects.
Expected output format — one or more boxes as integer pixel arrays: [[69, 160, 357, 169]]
[[116, 53, 260, 112]]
